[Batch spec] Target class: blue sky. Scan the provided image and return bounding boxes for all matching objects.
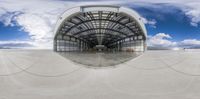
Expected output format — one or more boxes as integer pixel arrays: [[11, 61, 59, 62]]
[[0, 22, 30, 41], [130, 3, 200, 40], [0, 0, 200, 49]]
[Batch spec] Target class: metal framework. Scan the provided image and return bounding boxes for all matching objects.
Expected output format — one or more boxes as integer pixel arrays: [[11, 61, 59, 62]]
[[54, 5, 147, 52]]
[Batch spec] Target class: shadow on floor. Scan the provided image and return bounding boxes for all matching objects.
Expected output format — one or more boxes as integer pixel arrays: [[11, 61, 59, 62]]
[[57, 51, 143, 68]]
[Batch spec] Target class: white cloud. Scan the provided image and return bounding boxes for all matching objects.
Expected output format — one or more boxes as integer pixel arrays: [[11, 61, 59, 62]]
[[148, 33, 177, 48], [0, 11, 21, 26], [0, 0, 73, 48], [141, 17, 157, 28], [180, 39, 200, 47], [184, 6, 200, 27], [15, 14, 52, 40], [0, 0, 200, 49], [126, 0, 200, 27], [0, 40, 57, 49], [0, 0, 124, 49], [148, 33, 200, 49], [0, 40, 34, 49], [167, 2, 200, 27]]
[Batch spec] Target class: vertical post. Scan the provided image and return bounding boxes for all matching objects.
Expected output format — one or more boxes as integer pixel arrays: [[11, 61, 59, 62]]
[[79, 40, 80, 52], [69, 37, 71, 52], [72, 40, 74, 52], [54, 39, 57, 52]]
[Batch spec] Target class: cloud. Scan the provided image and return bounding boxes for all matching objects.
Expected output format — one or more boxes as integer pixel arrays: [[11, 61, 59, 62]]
[[179, 39, 200, 48], [148, 33, 177, 48], [15, 13, 52, 41], [169, 2, 200, 27], [0, 40, 34, 49], [184, 6, 200, 27], [0, 11, 21, 26], [126, 0, 200, 27], [148, 33, 200, 49], [0, 1, 83, 49], [0, 0, 71, 48], [0, 0, 200, 49], [141, 17, 157, 28], [0, 0, 124, 49]]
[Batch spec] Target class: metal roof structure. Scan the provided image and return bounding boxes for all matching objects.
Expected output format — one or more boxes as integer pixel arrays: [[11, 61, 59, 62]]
[[54, 5, 147, 52]]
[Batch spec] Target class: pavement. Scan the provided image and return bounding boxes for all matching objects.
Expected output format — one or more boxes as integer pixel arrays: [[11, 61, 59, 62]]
[[0, 49, 200, 99]]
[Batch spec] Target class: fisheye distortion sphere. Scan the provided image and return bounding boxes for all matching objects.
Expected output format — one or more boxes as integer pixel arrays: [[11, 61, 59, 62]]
[[54, 5, 147, 52]]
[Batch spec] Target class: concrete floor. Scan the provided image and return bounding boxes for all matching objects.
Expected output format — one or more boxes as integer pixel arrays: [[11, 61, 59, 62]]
[[58, 51, 142, 67], [0, 49, 200, 99]]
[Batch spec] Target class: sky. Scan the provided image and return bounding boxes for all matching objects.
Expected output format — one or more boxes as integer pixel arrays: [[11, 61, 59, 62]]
[[0, 0, 200, 49]]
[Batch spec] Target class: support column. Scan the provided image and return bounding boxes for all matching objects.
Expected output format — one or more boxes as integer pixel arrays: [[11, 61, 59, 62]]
[[54, 39, 57, 52]]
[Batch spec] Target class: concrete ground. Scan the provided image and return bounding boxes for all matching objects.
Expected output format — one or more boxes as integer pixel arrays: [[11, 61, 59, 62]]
[[0, 49, 200, 99], [58, 51, 142, 67]]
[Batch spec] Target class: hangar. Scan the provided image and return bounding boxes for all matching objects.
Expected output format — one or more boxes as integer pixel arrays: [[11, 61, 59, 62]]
[[53, 5, 147, 52], [1, 5, 200, 99]]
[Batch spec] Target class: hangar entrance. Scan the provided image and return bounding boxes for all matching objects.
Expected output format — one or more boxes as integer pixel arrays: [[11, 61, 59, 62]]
[[53, 5, 147, 67]]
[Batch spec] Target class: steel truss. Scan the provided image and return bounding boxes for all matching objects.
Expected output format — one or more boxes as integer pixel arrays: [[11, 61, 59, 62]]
[[54, 11, 146, 52]]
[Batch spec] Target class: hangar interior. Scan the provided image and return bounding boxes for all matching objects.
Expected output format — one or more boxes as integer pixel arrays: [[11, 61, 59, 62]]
[[54, 6, 146, 52]]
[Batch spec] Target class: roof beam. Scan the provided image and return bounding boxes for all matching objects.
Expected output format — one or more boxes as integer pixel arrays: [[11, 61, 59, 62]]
[[71, 28, 128, 36]]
